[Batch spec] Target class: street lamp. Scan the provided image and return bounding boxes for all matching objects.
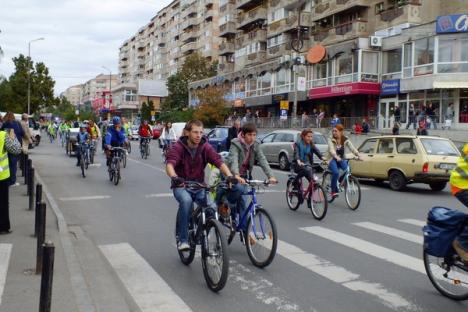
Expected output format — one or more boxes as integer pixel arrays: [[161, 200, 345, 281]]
[[27, 37, 45, 115]]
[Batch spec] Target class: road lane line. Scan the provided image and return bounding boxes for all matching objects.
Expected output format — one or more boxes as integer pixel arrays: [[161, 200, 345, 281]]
[[276, 240, 417, 311], [0, 244, 12, 306], [59, 195, 111, 202], [99, 243, 192, 312], [353, 222, 423, 245], [128, 157, 165, 173], [145, 193, 172, 198], [300, 227, 425, 274], [398, 219, 426, 227]]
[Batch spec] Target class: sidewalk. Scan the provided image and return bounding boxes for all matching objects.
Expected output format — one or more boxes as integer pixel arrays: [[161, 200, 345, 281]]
[[0, 171, 78, 312]]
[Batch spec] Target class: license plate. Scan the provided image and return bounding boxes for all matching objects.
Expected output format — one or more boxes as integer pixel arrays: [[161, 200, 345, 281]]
[[438, 163, 456, 170]]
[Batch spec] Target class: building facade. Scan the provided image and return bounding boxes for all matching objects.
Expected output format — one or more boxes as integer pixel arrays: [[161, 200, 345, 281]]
[[81, 74, 119, 112], [61, 84, 83, 107], [189, 0, 468, 129], [118, 0, 221, 84]]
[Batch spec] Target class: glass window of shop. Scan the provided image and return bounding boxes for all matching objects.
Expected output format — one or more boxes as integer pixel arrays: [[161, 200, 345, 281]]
[[246, 76, 257, 97], [426, 90, 441, 123], [409, 91, 425, 117], [397, 93, 408, 123], [361, 51, 379, 82], [414, 37, 434, 76], [313, 62, 327, 87], [336, 53, 353, 84], [275, 68, 291, 93], [460, 89, 468, 123], [382, 49, 402, 80], [403, 42, 412, 78], [440, 90, 454, 122], [438, 36, 468, 73], [259, 72, 272, 95]]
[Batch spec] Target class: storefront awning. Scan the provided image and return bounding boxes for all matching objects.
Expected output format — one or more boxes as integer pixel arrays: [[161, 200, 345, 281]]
[[308, 82, 380, 99], [433, 81, 468, 89]]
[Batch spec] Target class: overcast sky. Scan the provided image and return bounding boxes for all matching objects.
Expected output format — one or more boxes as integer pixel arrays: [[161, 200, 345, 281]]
[[0, 0, 173, 95]]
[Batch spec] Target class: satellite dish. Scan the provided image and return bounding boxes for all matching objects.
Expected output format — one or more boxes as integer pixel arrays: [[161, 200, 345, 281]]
[[306, 45, 326, 64]]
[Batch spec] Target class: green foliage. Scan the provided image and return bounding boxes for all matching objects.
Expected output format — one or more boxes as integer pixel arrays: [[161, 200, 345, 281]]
[[140, 102, 151, 122], [156, 107, 195, 123], [193, 87, 229, 127]]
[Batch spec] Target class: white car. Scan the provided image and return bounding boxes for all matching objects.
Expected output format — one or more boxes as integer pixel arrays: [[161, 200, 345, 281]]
[[131, 125, 140, 140]]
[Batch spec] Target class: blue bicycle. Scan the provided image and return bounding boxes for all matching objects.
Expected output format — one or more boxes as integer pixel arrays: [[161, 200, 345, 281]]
[[217, 180, 278, 268]]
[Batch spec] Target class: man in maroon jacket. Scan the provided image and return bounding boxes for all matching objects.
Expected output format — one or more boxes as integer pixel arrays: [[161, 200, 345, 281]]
[[166, 120, 234, 251]]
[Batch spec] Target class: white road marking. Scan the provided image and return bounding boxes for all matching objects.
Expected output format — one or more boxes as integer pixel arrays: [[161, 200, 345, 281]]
[[300, 227, 425, 274], [88, 163, 101, 167], [128, 157, 165, 173], [99, 243, 192, 312], [398, 219, 426, 227], [0, 244, 12, 306], [277, 240, 417, 311], [353, 222, 423, 245], [59, 195, 111, 202], [145, 193, 172, 198]]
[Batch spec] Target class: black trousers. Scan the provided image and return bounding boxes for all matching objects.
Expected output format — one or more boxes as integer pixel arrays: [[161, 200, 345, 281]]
[[294, 165, 313, 185], [0, 179, 11, 231]]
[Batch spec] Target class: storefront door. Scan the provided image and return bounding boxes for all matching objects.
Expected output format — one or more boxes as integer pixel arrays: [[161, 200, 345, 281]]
[[379, 99, 396, 129]]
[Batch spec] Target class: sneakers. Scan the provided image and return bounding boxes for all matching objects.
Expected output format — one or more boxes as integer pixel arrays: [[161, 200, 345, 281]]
[[10, 182, 20, 187], [330, 192, 339, 199], [177, 241, 190, 251], [452, 240, 468, 262]]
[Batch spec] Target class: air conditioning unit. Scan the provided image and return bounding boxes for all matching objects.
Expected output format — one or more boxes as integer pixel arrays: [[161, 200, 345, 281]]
[[370, 36, 382, 47], [280, 55, 291, 64]]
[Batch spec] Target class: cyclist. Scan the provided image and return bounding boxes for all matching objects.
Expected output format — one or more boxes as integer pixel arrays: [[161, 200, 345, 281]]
[[75, 124, 89, 167], [104, 117, 128, 167], [122, 117, 131, 139], [161, 122, 177, 147], [138, 120, 152, 150], [451, 143, 468, 262], [87, 120, 101, 140], [165, 120, 235, 251], [327, 124, 361, 199], [222, 123, 277, 222], [292, 129, 326, 200]]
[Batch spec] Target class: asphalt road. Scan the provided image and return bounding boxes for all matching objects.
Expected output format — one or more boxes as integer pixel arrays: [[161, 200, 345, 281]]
[[31, 137, 468, 312]]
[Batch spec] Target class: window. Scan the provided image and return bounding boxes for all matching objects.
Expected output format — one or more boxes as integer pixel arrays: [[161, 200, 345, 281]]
[[262, 133, 275, 143], [359, 139, 377, 154], [259, 72, 272, 94], [375, 2, 384, 14], [414, 37, 434, 76], [361, 51, 379, 74], [313, 134, 327, 145], [438, 37, 468, 73], [267, 34, 284, 48], [396, 138, 417, 154], [274, 133, 294, 143], [377, 139, 394, 154], [268, 8, 289, 24], [382, 49, 402, 77], [420, 139, 459, 156], [403, 42, 412, 78]]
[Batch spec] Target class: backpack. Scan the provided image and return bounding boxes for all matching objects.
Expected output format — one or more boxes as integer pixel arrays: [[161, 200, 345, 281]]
[[423, 207, 468, 257]]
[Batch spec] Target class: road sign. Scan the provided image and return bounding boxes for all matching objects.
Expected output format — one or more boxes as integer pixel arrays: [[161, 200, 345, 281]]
[[280, 100, 289, 110], [150, 111, 155, 116], [297, 77, 306, 91], [280, 109, 288, 120]]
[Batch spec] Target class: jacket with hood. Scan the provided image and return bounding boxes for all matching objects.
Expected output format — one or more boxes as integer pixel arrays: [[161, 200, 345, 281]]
[[166, 136, 222, 182], [327, 136, 359, 160], [226, 138, 273, 179]]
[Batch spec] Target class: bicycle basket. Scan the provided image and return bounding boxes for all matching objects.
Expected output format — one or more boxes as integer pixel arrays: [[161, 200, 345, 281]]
[[423, 207, 467, 257]]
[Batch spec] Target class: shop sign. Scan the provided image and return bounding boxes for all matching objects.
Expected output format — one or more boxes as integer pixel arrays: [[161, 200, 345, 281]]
[[280, 100, 289, 110], [280, 109, 288, 120], [308, 82, 381, 99], [381, 79, 400, 95], [272, 93, 288, 105], [297, 77, 307, 91], [436, 14, 468, 33]]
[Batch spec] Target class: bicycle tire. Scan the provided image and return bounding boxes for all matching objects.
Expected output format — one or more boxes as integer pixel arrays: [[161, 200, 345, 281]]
[[309, 184, 327, 220], [140, 145, 145, 159], [80, 154, 86, 178], [113, 160, 120, 185], [286, 179, 300, 211], [423, 249, 468, 300], [175, 209, 196, 265], [201, 219, 229, 292], [90, 149, 94, 164], [108, 162, 114, 181], [145, 144, 148, 159], [85, 151, 89, 170], [344, 175, 361, 210], [147, 144, 151, 156], [321, 171, 336, 203], [127, 142, 131, 154], [122, 152, 127, 168], [245, 208, 277, 268]]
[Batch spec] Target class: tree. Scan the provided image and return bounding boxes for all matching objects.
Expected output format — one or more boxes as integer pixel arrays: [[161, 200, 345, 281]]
[[193, 86, 229, 127], [140, 102, 151, 122], [163, 53, 217, 112]]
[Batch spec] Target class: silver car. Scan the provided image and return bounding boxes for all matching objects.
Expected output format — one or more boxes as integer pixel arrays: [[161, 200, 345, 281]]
[[259, 130, 328, 170]]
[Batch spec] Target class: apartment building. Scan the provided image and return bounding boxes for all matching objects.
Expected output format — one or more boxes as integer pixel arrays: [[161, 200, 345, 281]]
[[118, 0, 221, 84], [190, 0, 468, 129], [81, 74, 119, 111], [61, 84, 83, 107]]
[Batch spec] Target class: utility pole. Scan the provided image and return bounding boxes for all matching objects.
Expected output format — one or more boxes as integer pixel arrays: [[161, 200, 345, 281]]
[[27, 38, 45, 115]]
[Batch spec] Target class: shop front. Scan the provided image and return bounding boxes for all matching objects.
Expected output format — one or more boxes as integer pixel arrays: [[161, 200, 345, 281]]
[[379, 79, 403, 129]]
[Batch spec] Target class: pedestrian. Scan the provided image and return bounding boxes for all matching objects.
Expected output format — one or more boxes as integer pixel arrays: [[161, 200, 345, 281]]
[[362, 119, 370, 134], [416, 120, 428, 136], [330, 114, 341, 128], [245, 109, 252, 123], [318, 109, 325, 128], [446, 103, 454, 121], [353, 122, 363, 135], [394, 105, 401, 123], [20, 114, 33, 154], [392, 121, 400, 135], [1, 112, 24, 187], [427, 103, 437, 129], [406, 104, 416, 129], [301, 111, 308, 128], [227, 119, 240, 151], [0, 127, 22, 234]]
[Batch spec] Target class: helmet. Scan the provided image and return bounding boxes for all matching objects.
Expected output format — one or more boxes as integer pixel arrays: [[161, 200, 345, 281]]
[[112, 116, 121, 125]]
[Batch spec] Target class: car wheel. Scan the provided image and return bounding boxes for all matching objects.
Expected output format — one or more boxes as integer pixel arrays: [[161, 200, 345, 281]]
[[388, 171, 406, 191], [278, 153, 290, 171], [429, 182, 447, 192]]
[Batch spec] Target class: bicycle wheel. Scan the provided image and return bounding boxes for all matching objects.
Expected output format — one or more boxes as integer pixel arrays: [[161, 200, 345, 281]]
[[144, 144, 148, 159], [147, 144, 151, 156], [344, 175, 361, 210], [85, 151, 89, 170], [127, 142, 131, 154], [245, 208, 277, 268], [423, 249, 468, 300], [108, 161, 114, 181], [285, 179, 300, 211], [175, 209, 196, 265], [308, 184, 327, 220], [122, 152, 127, 168], [321, 171, 336, 203], [201, 219, 229, 292], [140, 144, 145, 159], [113, 160, 120, 185], [80, 154, 86, 178]]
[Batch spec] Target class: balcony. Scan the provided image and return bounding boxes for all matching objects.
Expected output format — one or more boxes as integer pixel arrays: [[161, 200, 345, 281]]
[[204, 8, 214, 21], [244, 50, 266, 66], [314, 2, 329, 15], [238, 7, 267, 31], [267, 42, 292, 59], [313, 29, 330, 42], [334, 20, 368, 37], [236, 0, 263, 11], [219, 42, 235, 56], [312, 0, 371, 22], [236, 29, 266, 48], [180, 29, 198, 43], [378, 3, 421, 25], [220, 21, 237, 37], [268, 12, 312, 37], [219, 62, 235, 73], [220, 0, 236, 13], [181, 41, 197, 54], [182, 17, 200, 30]]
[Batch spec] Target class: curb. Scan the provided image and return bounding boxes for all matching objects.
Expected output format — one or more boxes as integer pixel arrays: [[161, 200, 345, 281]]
[[34, 169, 96, 312]]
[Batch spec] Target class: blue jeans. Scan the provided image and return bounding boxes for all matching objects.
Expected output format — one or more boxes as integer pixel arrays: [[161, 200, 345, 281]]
[[173, 187, 212, 243], [328, 159, 348, 193], [8, 154, 18, 185], [456, 190, 468, 250]]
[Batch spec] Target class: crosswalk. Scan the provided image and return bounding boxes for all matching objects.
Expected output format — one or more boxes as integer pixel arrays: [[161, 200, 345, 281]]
[[97, 218, 467, 312]]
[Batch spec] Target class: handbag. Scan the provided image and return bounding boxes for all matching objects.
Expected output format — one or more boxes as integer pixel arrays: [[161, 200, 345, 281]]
[[5, 136, 22, 156]]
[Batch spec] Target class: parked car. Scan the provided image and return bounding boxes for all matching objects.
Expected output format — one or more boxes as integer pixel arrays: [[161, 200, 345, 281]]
[[258, 130, 328, 170], [206, 126, 230, 152], [28, 119, 41, 146], [130, 125, 140, 140], [65, 127, 80, 156], [172, 122, 186, 138], [350, 135, 460, 191]]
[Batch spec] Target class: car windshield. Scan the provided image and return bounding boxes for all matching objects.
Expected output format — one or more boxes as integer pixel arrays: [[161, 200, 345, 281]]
[[420, 139, 459, 156]]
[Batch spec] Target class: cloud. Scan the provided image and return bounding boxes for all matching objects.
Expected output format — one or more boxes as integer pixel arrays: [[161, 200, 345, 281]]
[[0, 0, 173, 94]]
